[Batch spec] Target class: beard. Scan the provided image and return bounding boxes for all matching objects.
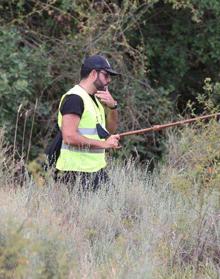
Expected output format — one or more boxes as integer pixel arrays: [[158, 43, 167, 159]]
[[93, 77, 106, 91]]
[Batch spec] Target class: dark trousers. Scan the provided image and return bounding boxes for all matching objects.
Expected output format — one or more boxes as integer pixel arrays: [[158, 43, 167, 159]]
[[54, 168, 109, 192]]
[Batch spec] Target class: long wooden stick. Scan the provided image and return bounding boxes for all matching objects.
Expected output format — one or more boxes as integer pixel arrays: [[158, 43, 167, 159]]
[[119, 112, 220, 138]]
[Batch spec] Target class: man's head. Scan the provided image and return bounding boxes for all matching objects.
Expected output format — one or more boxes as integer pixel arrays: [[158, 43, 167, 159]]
[[80, 55, 119, 91]]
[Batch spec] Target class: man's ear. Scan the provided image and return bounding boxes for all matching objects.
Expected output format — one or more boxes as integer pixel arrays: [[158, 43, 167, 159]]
[[90, 69, 98, 79]]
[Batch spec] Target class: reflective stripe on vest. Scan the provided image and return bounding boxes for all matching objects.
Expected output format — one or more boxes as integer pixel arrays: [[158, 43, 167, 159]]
[[61, 143, 104, 153], [77, 127, 97, 135]]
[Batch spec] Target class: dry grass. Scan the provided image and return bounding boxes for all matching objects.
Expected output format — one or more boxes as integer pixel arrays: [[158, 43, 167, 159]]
[[0, 123, 220, 278]]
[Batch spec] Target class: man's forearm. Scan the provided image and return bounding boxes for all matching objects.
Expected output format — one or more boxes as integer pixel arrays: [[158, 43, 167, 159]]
[[106, 108, 118, 134], [62, 131, 106, 149], [62, 131, 120, 150]]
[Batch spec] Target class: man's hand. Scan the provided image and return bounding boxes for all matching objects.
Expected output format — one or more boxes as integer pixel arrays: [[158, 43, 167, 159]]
[[62, 114, 120, 149], [95, 89, 117, 109], [103, 134, 120, 149]]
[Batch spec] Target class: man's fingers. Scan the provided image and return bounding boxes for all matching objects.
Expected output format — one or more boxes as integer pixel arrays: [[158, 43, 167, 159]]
[[95, 94, 108, 101], [96, 90, 108, 94], [96, 92, 111, 98], [95, 92, 108, 97], [95, 93, 102, 97], [97, 96, 108, 102], [114, 134, 120, 140]]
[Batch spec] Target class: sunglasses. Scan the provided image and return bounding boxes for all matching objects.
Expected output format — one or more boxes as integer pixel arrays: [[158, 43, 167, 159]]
[[98, 70, 110, 79]]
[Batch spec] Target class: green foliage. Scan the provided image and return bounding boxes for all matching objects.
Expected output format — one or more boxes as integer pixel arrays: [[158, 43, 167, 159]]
[[35, 237, 70, 278], [156, 121, 220, 278], [0, 219, 71, 279], [0, 222, 29, 278], [0, 27, 51, 158], [1, 0, 220, 162], [136, 0, 220, 104], [167, 122, 220, 196]]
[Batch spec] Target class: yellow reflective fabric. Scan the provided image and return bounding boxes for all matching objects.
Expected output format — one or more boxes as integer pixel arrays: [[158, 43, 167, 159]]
[[56, 85, 107, 172]]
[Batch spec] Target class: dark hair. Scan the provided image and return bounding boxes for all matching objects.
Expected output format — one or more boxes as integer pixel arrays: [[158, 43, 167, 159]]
[[80, 65, 93, 79]]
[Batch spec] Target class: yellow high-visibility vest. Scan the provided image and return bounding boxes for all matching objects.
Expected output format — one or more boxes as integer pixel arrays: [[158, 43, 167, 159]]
[[56, 85, 106, 172]]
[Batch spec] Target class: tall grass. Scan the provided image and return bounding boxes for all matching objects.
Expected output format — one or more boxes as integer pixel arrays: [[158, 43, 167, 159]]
[[0, 121, 219, 278]]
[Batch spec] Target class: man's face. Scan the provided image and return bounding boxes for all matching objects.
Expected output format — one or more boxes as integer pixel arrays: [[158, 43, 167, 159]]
[[93, 70, 111, 91]]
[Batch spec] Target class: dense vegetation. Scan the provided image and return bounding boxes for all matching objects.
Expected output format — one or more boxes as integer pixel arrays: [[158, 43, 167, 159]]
[[0, 120, 220, 278], [1, 2, 220, 278], [1, 0, 220, 164]]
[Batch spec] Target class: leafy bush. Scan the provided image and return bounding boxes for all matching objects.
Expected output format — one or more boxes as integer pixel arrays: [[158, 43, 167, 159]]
[[0, 27, 51, 159], [1, 0, 220, 163]]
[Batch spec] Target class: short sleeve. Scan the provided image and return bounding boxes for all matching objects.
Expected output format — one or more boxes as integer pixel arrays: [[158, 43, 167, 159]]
[[60, 95, 84, 118]]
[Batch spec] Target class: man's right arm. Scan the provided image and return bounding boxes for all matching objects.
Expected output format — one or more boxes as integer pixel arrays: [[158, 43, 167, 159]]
[[62, 114, 120, 149]]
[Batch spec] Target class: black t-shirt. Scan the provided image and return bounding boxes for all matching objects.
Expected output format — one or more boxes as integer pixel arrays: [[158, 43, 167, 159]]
[[60, 94, 99, 117]]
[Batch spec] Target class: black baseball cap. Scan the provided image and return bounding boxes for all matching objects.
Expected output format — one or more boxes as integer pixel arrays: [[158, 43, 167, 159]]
[[82, 55, 119, 76]]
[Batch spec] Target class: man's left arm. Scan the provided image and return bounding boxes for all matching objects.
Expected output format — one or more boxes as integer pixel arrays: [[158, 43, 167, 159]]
[[105, 107, 118, 134], [95, 89, 118, 134]]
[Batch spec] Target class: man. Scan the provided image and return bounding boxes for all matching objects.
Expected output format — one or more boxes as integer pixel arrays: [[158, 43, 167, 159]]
[[55, 54, 120, 190]]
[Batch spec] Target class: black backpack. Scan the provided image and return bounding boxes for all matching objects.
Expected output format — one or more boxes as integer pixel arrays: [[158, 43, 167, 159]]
[[45, 96, 69, 167], [45, 129, 62, 167]]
